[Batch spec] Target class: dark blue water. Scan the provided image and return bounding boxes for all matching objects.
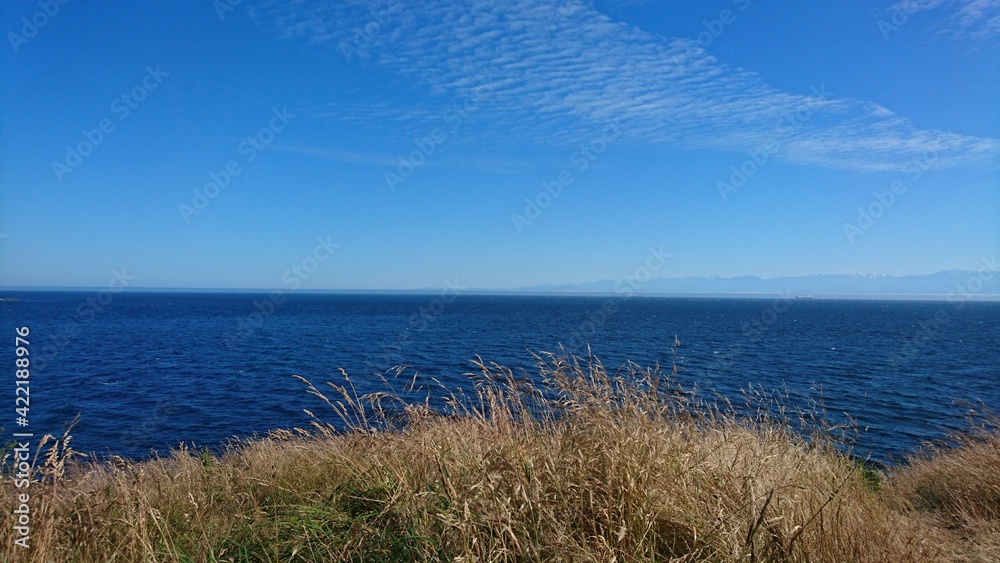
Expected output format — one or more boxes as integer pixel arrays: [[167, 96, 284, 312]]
[[1, 292, 997, 464]]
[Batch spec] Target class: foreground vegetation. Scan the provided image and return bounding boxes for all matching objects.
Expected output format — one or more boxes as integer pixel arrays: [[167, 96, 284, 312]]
[[2, 351, 999, 561]]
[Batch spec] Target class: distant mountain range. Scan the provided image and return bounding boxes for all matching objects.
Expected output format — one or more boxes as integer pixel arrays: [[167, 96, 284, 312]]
[[515, 270, 1000, 298], [4, 270, 998, 298]]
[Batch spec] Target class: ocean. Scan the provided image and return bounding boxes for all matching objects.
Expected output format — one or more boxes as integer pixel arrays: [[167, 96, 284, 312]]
[[2, 291, 997, 464]]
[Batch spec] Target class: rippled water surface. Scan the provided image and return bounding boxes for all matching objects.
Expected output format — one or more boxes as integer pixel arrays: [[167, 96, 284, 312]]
[[2, 292, 997, 463]]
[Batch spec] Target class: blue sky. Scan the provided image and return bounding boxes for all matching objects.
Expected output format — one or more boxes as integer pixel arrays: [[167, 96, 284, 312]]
[[1, 0, 998, 290]]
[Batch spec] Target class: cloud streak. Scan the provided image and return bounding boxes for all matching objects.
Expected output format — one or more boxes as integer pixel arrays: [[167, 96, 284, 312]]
[[254, 0, 1000, 172], [887, 0, 1000, 39]]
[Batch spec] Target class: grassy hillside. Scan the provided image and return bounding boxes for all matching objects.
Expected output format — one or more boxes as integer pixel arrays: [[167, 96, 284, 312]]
[[2, 351, 998, 561]]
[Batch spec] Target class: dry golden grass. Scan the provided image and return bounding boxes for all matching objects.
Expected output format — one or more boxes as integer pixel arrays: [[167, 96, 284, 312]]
[[885, 418, 1000, 563], [1, 350, 997, 561]]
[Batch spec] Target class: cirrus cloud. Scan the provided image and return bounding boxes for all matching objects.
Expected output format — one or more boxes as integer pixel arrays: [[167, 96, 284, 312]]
[[252, 0, 1000, 173]]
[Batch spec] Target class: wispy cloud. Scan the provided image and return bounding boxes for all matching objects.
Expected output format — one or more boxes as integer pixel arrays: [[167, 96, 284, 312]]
[[254, 0, 1000, 172], [270, 144, 401, 167], [886, 0, 1000, 39], [272, 143, 525, 175], [887, 0, 950, 16], [947, 0, 1000, 37]]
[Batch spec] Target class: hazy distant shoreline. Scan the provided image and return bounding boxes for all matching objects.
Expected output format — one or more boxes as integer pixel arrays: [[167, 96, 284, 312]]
[[3, 288, 999, 302]]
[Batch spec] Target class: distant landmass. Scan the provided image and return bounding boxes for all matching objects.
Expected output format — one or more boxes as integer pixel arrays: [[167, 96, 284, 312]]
[[515, 270, 1000, 298], [3, 270, 998, 298]]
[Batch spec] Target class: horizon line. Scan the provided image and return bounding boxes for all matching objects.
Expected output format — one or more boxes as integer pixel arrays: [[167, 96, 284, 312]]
[[2, 287, 998, 302]]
